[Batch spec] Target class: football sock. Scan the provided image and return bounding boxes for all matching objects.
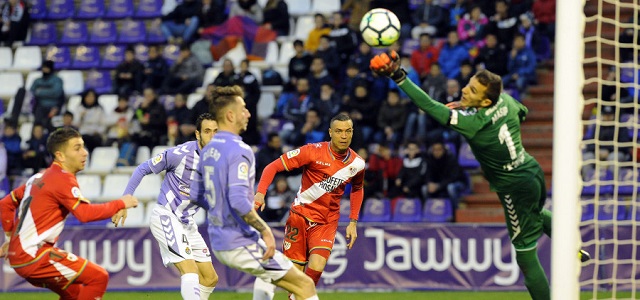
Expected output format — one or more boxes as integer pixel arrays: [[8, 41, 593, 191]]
[[516, 248, 550, 300], [304, 268, 323, 286], [252, 277, 276, 300], [199, 284, 215, 300], [304, 296, 320, 300], [541, 208, 552, 237], [181, 273, 201, 300]]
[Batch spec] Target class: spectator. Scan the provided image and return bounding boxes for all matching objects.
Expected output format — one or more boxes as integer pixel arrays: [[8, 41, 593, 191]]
[[191, 84, 213, 123], [263, 0, 289, 36], [288, 39, 313, 87], [421, 62, 447, 102], [307, 57, 334, 99], [282, 78, 312, 128], [368, 144, 403, 197], [447, 0, 467, 32], [287, 108, 327, 146], [314, 35, 340, 78], [340, 63, 366, 104], [457, 5, 488, 50], [344, 83, 378, 145], [166, 93, 195, 145], [105, 95, 134, 147], [74, 89, 106, 154], [1, 121, 21, 175], [259, 176, 296, 223], [532, 0, 555, 40], [31, 60, 64, 129], [437, 30, 470, 79], [602, 67, 632, 114], [351, 41, 374, 74], [59, 111, 78, 131], [455, 59, 474, 88], [411, 0, 447, 39], [0, 0, 29, 47], [305, 14, 331, 54], [375, 90, 408, 145], [582, 104, 632, 179], [443, 79, 461, 104], [312, 83, 341, 125], [518, 12, 549, 62], [411, 33, 440, 80], [394, 140, 427, 200], [503, 33, 537, 95], [424, 141, 468, 213], [229, 0, 263, 24], [256, 133, 282, 180], [328, 12, 359, 67], [113, 47, 143, 97], [475, 33, 508, 76], [161, 0, 201, 44], [130, 88, 168, 149], [142, 45, 169, 91], [238, 59, 261, 145], [22, 123, 48, 171], [213, 59, 241, 87], [509, 0, 533, 19], [341, 0, 371, 31], [198, 0, 227, 29], [162, 44, 204, 95], [488, 0, 518, 51]]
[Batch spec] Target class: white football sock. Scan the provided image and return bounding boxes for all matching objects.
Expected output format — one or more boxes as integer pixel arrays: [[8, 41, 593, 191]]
[[199, 283, 215, 300], [304, 295, 319, 300], [181, 273, 200, 300], [253, 277, 276, 300]]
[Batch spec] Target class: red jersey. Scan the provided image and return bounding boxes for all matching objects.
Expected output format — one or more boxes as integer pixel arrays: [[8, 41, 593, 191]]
[[0, 163, 124, 268], [276, 142, 365, 224]]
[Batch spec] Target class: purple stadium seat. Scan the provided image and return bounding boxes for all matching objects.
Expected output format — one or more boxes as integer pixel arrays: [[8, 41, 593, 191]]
[[71, 45, 101, 69], [146, 18, 167, 43], [65, 214, 110, 226], [105, 0, 134, 19], [134, 44, 149, 62], [401, 39, 419, 56], [458, 142, 480, 169], [582, 169, 614, 196], [339, 198, 351, 222], [135, 0, 163, 18], [360, 198, 392, 222], [85, 70, 113, 94], [89, 20, 117, 45], [422, 198, 453, 223], [47, 0, 75, 20], [392, 198, 422, 222], [100, 44, 125, 69], [581, 202, 594, 221], [117, 19, 146, 44], [597, 200, 627, 221], [617, 168, 639, 195], [27, 22, 57, 46], [29, 0, 47, 20], [163, 44, 180, 65], [76, 0, 105, 19], [45, 45, 72, 70], [0, 177, 9, 199], [444, 142, 457, 158], [59, 20, 89, 45]]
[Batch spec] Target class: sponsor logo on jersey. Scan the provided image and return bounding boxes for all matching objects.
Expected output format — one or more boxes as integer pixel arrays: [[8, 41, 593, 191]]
[[283, 241, 291, 250], [318, 174, 345, 192], [152, 153, 163, 165], [71, 187, 83, 198], [286, 149, 300, 159], [315, 160, 330, 166], [238, 162, 249, 180], [320, 239, 333, 244]]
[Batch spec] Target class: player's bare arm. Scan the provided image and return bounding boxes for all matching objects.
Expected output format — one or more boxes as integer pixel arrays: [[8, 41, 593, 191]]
[[242, 210, 276, 260], [346, 220, 357, 249], [111, 194, 138, 227], [254, 192, 266, 211]]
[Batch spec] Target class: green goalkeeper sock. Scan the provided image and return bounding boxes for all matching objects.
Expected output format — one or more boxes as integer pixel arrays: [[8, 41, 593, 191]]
[[541, 209, 552, 237], [516, 248, 550, 300]]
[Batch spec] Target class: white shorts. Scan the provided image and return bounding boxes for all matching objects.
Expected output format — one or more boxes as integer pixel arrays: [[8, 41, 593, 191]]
[[149, 204, 212, 267], [213, 239, 293, 283]]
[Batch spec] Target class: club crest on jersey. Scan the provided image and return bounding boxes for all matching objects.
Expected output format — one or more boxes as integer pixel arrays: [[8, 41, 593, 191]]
[[71, 187, 83, 198], [349, 167, 357, 175], [66, 252, 78, 262], [152, 153, 163, 165], [238, 162, 249, 180], [185, 247, 191, 255], [286, 149, 300, 159]]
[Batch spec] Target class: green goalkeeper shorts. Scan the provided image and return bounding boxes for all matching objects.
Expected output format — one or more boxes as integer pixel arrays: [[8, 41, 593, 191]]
[[496, 167, 547, 251]]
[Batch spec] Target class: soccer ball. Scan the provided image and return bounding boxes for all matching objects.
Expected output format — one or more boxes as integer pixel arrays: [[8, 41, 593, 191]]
[[359, 8, 401, 48]]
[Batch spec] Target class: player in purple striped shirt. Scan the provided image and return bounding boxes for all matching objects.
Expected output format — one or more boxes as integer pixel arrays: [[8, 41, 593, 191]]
[[118, 113, 219, 300]]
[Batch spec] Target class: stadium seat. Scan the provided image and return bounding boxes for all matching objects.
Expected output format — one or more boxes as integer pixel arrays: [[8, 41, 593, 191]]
[[163, 44, 180, 65], [85, 146, 119, 175], [76, 174, 102, 200], [135, 0, 163, 18], [310, 0, 340, 14], [104, 0, 134, 19], [47, 0, 75, 20], [12, 46, 42, 71], [133, 174, 162, 203], [221, 42, 247, 68], [392, 198, 422, 222], [285, 0, 311, 16], [194, 209, 207, 226], [146, 18, 167, 44], [76, 0, 105, 19], [29, 0, 47, 20], [257, 92, 276, 120], [360, 198, 392, 222], [97, 94, 119, 113], [101, 44, 126, 69], [273, 65, 289, 82], [136, 146, 151, 165], [0, 47, 12, 70], [580, 201, 594, 221], [85, 70, 113, 95], [458, 142, 480, 169], [186, 93, 202, 109], [88, 20, 117, 45], [286, 174, 302, 192], [198, 67, 220, 93], [581, 169, 614, 196], [45, 45, 72, 70], [0, 176, 10, 199], [59, 20, 89, 45], [71, 45, 101, 69], [597, 200, 627, 221], [422, 198, 453, 223], [58, 70, 85, 96], [339, 198, 351, 222], [0, 72, 24, 98], [264, 41, 279, 65], [151, 145, 170, 158], [616, 168, 638, 195], [25, 71, 42, 90], [143, 201, 156, 224], [65, 214, 111, 227], [134, 44, 149, 62], [121, 204, 146, 227], [294, 15, 315, 41], [100, 174, 131, 201], [18, 122, 33, 150], [118, 19, 146, 44], [278, 41, 295, 64], [65, 95, 82, 114], [27, 22, 57, 46]]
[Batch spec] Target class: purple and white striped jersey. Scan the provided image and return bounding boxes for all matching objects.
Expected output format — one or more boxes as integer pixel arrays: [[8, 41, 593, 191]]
[[124, 141, 201, 224], [190, 131, 258, 251]]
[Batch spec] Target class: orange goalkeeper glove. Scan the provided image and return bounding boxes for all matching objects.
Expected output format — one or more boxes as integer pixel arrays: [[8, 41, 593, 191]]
[[370, 50, 406, 83]]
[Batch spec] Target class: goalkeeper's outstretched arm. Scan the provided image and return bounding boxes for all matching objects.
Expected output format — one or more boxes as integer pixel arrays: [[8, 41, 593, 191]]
[[396, 78, 453, 126]]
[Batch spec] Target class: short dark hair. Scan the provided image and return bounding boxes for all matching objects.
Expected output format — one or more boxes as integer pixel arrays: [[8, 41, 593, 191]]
[[46, 127, 81, 157], [209, 85, 245, 121], [293, 39, 304, 47], [195, 113, 216, 132], [330, 113, 352, 126], [267, 132, 279, 142], [63, 111, 74, 118], [474, 69, 503, 104]]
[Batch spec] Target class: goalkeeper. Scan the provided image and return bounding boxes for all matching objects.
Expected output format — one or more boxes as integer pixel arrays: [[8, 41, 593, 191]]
[[370, 51, 588, 300]]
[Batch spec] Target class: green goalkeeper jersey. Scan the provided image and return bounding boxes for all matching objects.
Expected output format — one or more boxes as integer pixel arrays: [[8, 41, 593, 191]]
[[399, 78, 541, 192]]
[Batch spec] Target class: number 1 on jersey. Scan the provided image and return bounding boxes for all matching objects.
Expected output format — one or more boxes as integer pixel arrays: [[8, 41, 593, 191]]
[[498, 123, 517, 160]]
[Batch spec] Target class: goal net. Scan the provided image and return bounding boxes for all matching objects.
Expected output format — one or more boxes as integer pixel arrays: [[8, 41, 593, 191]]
[[574, 0, 639, 299]]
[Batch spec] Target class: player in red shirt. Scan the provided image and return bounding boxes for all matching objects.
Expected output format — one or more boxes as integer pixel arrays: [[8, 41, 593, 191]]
[[0, 128, 138, 300], [253, 113, 365, 299]]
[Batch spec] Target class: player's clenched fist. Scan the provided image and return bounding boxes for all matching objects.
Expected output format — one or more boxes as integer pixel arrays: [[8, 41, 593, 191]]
[[370, 50, 406, 83]]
